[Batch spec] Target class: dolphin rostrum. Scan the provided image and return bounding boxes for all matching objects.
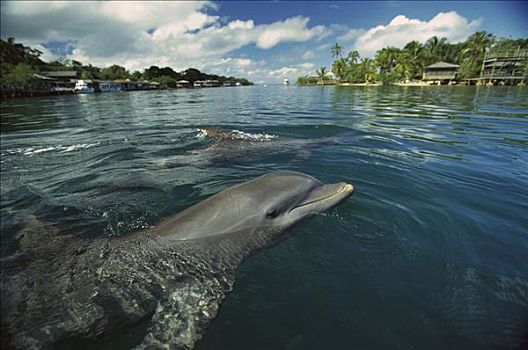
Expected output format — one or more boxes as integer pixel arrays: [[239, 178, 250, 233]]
[[1, 171, 354, 349]]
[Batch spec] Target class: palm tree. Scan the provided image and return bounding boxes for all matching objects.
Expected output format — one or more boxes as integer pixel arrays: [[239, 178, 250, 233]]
[[460, 31, 495, 78], [402, 41, 424, 79], [424, 36, 449, 64], [361, 58, 376, 83], [331, 43, 343, 59], [375, 46, 401, 73], [346, 50, 360, 65], [462, 31, 495, 65], [316, 66, 328, 83], [332, 58, 347, 82]]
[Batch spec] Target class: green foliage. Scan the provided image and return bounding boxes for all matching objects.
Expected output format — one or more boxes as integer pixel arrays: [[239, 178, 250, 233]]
[[491, 38, 528, 52], [0, 38, 46, 69], [299, 30, 527, 85], [296, 76, 318, 85], [375, 46, 401, 73], [0, 39, 253, 91], [100, 65, 129, 80], [154, 75, 178, 88], [346, 50, 360, 65], [316, 67, 329, 81], [80, 71, 94, 79], [1, 63, 38, 90], [331, 58, 347, 81], [130, 71, 143, 81], [460, 31, 495, 78], [378, 71, 399, 85], [331, 43, 343, 59]]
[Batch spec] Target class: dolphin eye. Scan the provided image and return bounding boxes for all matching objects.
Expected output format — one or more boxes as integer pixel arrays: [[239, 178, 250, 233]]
[[266, 208, 280, 219]]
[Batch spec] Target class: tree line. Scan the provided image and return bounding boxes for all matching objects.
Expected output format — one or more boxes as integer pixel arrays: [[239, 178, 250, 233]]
[[0, 38, 253, 90], [297, 32, 528, 85]]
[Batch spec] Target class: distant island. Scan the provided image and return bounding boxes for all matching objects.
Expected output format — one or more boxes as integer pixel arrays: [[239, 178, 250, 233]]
[[297, 31, 527, 86], [0, 38, 253, 99]]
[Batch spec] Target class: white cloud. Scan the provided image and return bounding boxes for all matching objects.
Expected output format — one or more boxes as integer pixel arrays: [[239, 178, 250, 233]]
[[302, 50, 316, 59], [337, 28, 367, 42], [268, 62, 315, 78], [350, 11, 482, 57], [255, 16, 328, 49], [0, 1, 328, 83]]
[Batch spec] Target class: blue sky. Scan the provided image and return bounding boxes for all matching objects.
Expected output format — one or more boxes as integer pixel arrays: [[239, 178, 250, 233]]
[[1, 1, 526, 83]]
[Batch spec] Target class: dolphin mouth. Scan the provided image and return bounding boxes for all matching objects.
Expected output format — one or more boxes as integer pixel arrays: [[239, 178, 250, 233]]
[[291, 182, 354, 212]]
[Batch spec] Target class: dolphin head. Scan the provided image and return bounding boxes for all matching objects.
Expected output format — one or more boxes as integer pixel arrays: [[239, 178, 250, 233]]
[[157, 171, 353, 257], [239, 171, 354, 247]]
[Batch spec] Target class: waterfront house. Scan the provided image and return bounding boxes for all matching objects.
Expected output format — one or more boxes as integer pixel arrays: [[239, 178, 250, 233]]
[[223, 81, 235, 87], [194, 80, 204, 88], [112, 79, 137, 91], [203, 80, 220, 87], [422, 62, 459, 84], [144, 81, 160, 90], [38, 71, 78, 91], [40, 71, 79, 81], [94, 80, 121, 93], [176, 80, 192, 88], [479, 48, 528, 85]]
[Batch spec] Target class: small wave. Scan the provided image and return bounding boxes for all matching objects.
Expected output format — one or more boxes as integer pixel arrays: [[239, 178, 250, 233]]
[[196, 129, 209, 139], [196, 128, 277, 141], [231, 129, 278, 141], [4, 143, 100, 156]]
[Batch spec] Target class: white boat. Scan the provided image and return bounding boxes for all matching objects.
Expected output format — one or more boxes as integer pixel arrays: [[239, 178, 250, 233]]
[[74, 80, 95, 94], [283, 78, 289, 85]]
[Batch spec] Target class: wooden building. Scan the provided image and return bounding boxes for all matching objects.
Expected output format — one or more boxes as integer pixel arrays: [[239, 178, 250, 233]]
[[40, 71, 79, 81], [37, 71, 78, 91], [422, 62, 459, 84], [176, 80, 192, 88], [203, 80, 220, 87], [479, 49, 528, 85]]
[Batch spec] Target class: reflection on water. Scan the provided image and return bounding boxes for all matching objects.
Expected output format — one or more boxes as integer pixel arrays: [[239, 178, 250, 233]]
[[1, 86, 527, 349]]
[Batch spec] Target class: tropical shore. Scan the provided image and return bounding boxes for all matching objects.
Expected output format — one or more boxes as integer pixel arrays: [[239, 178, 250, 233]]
[[297, 32, 527, 87], [0, 38, 253, 100]]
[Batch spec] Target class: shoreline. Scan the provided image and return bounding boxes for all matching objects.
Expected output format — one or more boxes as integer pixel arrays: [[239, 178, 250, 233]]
[[298, 81, 526, 87], [0, 85, 248, 101]]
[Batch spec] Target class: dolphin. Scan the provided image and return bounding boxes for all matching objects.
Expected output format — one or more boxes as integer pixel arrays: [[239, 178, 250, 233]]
[[1, 171, 354, 350], [155, 128, 345, 168]]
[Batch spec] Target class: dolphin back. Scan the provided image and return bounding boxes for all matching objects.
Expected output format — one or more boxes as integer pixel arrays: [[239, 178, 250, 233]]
[[1, 220, 235, 350]]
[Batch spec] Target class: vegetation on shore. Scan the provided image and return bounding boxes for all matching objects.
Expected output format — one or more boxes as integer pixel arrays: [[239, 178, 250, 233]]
[[297, 32, 528, 85], [0, 38, 253, 91]]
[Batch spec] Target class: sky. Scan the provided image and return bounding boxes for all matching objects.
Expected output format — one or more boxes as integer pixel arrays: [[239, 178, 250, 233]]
[[1, 1, 527, 84]]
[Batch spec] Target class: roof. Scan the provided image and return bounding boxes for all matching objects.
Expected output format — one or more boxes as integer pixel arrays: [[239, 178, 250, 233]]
[[425, 62, 459, 69], [33, 73, 54, 80], [41, 71, 78, 77]]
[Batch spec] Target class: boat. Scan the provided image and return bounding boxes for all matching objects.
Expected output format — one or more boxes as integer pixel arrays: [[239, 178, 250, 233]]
[[283, 78, 289, 85], [74, 80, 95, 94], [97, 81, 121, 93]]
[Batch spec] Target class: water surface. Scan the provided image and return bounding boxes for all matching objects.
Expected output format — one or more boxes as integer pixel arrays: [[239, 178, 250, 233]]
[[1, 86, 527, 349]]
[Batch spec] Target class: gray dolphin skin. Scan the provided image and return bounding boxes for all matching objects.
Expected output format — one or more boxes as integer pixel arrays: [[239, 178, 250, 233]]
[[1, 171, 354, 350], [156, 128, 343, 168]]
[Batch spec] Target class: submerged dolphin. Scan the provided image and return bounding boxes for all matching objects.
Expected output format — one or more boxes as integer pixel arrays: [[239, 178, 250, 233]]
[[156, 128, 344, 168], [1, 171, 354, 350]]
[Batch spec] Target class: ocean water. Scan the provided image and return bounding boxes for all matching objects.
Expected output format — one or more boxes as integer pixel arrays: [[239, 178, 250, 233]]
[[1, 85, 527, 349]]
